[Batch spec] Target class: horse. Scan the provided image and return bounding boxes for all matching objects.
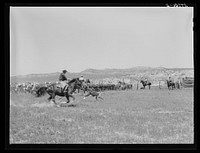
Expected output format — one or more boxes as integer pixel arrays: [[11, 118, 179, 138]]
[[166, 80, 175, 90], [36, 78, 83, 104], [140, 80, 151, 89]]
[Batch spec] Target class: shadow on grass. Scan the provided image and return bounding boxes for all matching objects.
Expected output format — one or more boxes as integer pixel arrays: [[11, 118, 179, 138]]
[[58, 103, 77, 107]]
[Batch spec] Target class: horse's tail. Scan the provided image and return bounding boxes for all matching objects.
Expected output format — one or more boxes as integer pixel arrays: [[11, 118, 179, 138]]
[[35, 86, 47, 97]]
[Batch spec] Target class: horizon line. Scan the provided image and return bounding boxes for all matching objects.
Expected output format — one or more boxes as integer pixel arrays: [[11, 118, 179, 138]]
[[10, 66, 194, 77]]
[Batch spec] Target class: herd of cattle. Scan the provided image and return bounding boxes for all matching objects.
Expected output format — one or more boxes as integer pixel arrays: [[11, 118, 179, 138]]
[[10, 82, 48, 94], [10, 80, 133, 95], [10, 77, 191, 95]]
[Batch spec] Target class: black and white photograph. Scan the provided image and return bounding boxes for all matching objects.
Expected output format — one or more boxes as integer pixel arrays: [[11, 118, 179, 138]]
[[9, 5, 194, 145]]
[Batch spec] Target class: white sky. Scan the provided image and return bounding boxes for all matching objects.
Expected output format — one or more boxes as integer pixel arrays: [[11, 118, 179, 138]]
[[10, 7, 193, 76]]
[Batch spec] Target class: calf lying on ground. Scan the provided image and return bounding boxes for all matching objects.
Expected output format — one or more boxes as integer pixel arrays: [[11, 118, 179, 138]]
[[83, 88, 104, 100]]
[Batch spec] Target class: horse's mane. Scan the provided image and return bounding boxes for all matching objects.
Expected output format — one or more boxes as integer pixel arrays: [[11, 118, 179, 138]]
[[68, 78, 79, 84]]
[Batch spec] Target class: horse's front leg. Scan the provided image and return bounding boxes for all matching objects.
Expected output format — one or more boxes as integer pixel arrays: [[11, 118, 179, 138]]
[[65, 93, 70, 103], [51, 93, 56, 104], [69, 94, 75, 101], [65, 91, 75, 103]]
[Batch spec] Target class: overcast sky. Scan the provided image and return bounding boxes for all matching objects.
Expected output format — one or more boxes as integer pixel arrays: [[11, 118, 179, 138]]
[[10, 7, 193, 76]]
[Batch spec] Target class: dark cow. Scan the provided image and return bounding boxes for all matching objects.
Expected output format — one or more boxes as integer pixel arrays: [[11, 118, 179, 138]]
[[140, 80, 151, 89]]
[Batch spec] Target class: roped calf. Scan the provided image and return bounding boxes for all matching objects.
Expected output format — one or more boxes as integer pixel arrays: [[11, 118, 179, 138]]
[[83, 88, 104, 100]]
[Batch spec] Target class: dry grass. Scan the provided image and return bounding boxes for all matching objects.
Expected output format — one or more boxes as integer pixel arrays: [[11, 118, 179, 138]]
[[10, 87, 194, 144]]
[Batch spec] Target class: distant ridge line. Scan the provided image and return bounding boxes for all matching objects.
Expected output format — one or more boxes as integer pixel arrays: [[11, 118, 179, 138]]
[[11, 67, 193, 78]]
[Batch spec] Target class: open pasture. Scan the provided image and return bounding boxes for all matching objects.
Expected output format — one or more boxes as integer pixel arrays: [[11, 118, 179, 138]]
[[10, 87, 194, 144]]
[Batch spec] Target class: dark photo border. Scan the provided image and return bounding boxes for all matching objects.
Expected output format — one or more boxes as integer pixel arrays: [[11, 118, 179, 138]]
[[4, 2, 198, 151]]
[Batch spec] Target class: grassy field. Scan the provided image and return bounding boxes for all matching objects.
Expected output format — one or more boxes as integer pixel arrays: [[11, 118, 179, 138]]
[[10, 87, 194, 144]]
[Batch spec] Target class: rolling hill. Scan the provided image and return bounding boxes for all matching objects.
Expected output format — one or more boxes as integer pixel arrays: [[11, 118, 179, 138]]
[[10, 67, 194, 84]]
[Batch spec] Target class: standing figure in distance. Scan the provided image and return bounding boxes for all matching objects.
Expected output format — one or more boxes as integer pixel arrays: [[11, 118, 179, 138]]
[[168, 77, 173, 83], [79, 75, 85, 82]]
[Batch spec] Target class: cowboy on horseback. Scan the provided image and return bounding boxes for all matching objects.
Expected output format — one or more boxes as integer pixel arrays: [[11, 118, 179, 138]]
[[144, 78, 148, 84], [168, 77, 173, 83], [79, 75, 85, 82], [167, 76, 175, 90], [140, 78, 151, 89], [59, 70, 68, 94]]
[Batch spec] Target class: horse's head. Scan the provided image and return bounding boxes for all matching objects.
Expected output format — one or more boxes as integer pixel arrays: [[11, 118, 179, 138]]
[[68, 78, 82, 89], [76, 78, 83, 88]]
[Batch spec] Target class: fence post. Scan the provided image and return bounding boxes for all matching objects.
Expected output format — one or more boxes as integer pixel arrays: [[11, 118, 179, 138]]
[[159, 81, 161, 89]]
